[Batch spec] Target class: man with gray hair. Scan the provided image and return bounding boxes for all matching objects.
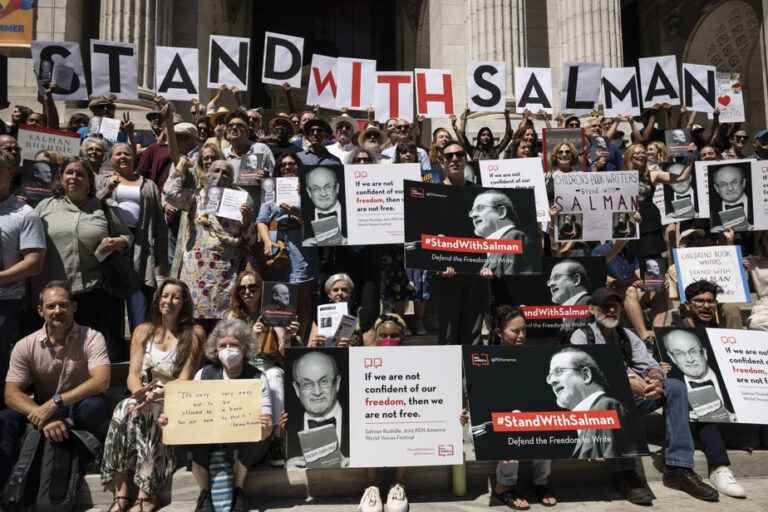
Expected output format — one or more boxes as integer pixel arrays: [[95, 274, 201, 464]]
[[547, 260, 590, 306], [470, 190, 535, 276]]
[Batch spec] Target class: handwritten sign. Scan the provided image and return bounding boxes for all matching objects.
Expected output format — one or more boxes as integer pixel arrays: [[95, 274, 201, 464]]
[[163, 379, 262, 445], [17, 125, 81, 162]]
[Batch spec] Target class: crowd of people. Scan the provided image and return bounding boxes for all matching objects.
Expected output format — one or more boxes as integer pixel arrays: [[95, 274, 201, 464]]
[[1, 84, 768, 512]]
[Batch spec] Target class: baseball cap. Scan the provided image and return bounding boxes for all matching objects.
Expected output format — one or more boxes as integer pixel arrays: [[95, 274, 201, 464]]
[[589, 287, 624, 307]]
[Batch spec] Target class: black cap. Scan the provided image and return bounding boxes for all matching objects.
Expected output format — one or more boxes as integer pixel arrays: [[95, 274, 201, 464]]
[[589, 287, 623, 307]]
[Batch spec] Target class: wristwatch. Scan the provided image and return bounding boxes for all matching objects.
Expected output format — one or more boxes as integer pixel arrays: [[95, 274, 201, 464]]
[[51, 392, 64, 409]]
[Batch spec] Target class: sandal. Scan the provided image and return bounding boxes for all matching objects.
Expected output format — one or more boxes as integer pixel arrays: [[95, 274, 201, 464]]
[[491, 487, 530, 510], [131, 497, 155, 512], [534, 484, 557, 507], [108, 496, 130, 512]]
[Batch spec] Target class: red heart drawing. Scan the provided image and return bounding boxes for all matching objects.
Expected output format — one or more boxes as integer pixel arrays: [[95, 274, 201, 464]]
[[718, 95, 731, 106]]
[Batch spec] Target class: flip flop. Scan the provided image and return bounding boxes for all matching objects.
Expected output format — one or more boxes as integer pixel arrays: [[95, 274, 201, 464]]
[[534, 484, 557, 507], [491, 488, 531, 510]]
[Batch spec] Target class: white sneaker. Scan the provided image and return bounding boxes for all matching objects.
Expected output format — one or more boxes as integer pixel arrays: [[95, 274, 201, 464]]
[[358, 486, 383, 512], [385, 484, 409, 512], [709, 466, 746, 498]]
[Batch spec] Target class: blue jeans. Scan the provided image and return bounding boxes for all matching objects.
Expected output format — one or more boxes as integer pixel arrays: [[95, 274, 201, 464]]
[[633, 378, 695, 469], [0, 300, 22, 409], [0, 394, 109, 488], [127, 285, 154, 333]]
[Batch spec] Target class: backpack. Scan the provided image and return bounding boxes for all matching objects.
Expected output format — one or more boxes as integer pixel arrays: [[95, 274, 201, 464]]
[[2, 419, 102, 512]]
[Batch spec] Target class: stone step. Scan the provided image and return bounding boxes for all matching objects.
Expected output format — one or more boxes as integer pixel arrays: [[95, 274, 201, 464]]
[[79, 446, 768, 508]]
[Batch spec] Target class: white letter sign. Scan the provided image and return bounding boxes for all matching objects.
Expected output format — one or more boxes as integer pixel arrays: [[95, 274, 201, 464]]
[[156, 46, 199, 101], [374, 71, 413, 123], [90, 40, 138, 100], [415, 68, 455, 118], [467, 61, 506, 112]]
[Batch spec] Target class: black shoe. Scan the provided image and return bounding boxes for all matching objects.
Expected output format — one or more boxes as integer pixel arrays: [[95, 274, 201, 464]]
[[195, 489, 214, 512], [231, 486, 247, 512], [614, 470, 654, 506], [663, 467, 719, 502]]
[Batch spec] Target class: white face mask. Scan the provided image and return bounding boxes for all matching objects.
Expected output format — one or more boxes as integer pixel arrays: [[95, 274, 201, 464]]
[[218, 347, 243, 368]]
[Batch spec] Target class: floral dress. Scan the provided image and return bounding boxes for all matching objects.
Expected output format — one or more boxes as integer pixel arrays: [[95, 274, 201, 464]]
[[101, 337, 178, 495]]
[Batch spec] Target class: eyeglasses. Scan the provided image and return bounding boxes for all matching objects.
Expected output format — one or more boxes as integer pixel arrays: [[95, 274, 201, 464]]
[[280, 160, 298, 167], [444, 151, 466, 160], [227, 123, 247, 130], [546, 367, 581, 381], [690, 298, 716, 306], [309, 184, 336, 194], [469, 203, 497, 214], [298, 378, 334, 392], [308, 127, 325, 134], [395, 125, 410, 132], [238, 284, 259, 293], [669, 348, 703, 359]]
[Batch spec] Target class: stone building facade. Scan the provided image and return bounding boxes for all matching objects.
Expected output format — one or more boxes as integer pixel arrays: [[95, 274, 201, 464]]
[[3, 0, 767, 133]]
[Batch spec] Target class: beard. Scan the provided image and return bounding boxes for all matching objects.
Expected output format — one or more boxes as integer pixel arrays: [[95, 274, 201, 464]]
[[594, 311, 619, 329]]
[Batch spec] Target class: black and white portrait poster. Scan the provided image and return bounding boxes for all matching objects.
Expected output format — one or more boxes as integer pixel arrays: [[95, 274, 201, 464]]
[[703, 328, 768, 425], [653, 327, 735, 424], [704, 160, 754, 232], [478, 158, 549, 223], [664, 129, 692, 157], [553, 171, 639, 241], [260, 281, 297, 327], [662, 161, 698, 224], [344, 163, 421, 245], [300, 164, 347, 246], [541, 128, 587, 172], [285, 348, 350, 468], [496, 257, 607, 341], [463, 345, 647, 461], [403, 180, 541, 275]]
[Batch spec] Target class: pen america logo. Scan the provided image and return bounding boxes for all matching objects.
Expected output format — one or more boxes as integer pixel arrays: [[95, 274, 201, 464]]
[[470, 353, 490, 367]]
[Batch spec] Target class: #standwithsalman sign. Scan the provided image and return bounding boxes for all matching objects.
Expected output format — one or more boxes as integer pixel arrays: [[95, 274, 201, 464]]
[[464, 345, 647, 460], [404, 180, 541, 275]]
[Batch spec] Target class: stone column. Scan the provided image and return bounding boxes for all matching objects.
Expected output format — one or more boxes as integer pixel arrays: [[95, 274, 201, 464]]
[[467, 0, 527, 98], [99, 0, 171, 90], [554, 0, 622, 66]]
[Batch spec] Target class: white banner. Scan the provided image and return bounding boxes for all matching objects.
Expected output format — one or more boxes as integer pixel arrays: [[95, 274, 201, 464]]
[[478, 158, 549, 223], [348, 346, 463, 468], [207, 35, 250, 90], [553, 171, 640, 242], [705, 329, 768, 424], [514, 67, 553, 114], [415, 68, 455, 118], [638, 55, 680, 107], [560, 62, 602, 115], [155, 46, 199, 101], [261, 32, 304, 88], [90, 40, 138, 100], [374, 71, 413, 123], [307, 54, 337, 109], [335, 57, 376, 110], [682, 63, 716, 114], [344, 163, 421, 245], [17, 126, 81, 162], [673, 246, 751, 303], [31, 41, 88, 101], [601, 67, 640, 117], [467, 61, 506, 112]]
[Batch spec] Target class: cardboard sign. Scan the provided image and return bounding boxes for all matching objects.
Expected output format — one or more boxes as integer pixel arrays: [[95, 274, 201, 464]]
[[601, 67, 641, 117], [17, 125, 81, 162], [467, 61, 506, 112], [348, 346, 463, 468], [163, 379, 263, 445], [415, 68, 454, 118], [553, 171, 640, 242], [497, 257, 608, 341], [403, 180, 541, 275], [514, 67, 553, 114], [208, 35, 250, 90], [682, 63, 716, 114], [638, 55, 680, 107], [307, 54, 338, 109], [335, 57, 376, 110], [262, 32, 304, 88], [560, 62, 602, 115], [478, 158, 549, 223], [156, 46, 199, 101], [707, 72, 745, 123], [31, 41, 89, 101], [90, 39, 138, 99], [285, 348, 349, 468], [464, 344, 648, 461], [344, 163, 421, 245], [375, 71, 414, 123], [673, 246, 751, 303]]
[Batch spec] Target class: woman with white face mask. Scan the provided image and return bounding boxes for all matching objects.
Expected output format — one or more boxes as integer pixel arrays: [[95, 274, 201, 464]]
[[167, 319, 274, 512]]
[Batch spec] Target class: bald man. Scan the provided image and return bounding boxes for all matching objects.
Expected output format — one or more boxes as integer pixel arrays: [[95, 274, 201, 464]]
[[548, 260, 590, 305], [303, 165, 346, 245], [711, 164, 751, 231]]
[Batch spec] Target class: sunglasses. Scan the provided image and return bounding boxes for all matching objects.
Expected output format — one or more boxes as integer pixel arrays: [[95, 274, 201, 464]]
[[444, 151, 466, 160], [557, 149, 572, 155], [280, 160, 298, 167], [308, 127, 326, 134], [238, 284, 259, 293], [354, 157, 371, 163], [227, 123, 247, 130], [734, 135, 748, 141]]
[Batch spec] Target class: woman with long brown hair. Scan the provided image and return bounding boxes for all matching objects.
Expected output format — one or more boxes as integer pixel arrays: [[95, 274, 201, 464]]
[[101, 279, 204, 512]]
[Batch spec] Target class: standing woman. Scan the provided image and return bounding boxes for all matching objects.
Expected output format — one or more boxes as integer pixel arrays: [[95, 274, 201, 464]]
[[101, 279, 203, 512], [453, 108, 513, 161], [427, 127, 452, 183], [97, 142, 168, 332], [34, 158, 132, 361], [164, 158, 256, 332]]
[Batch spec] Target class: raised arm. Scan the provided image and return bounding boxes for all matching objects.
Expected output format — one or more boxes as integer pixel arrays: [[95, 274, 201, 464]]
[[40, 87, 59, 129], [494, 109, 514, 152]]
